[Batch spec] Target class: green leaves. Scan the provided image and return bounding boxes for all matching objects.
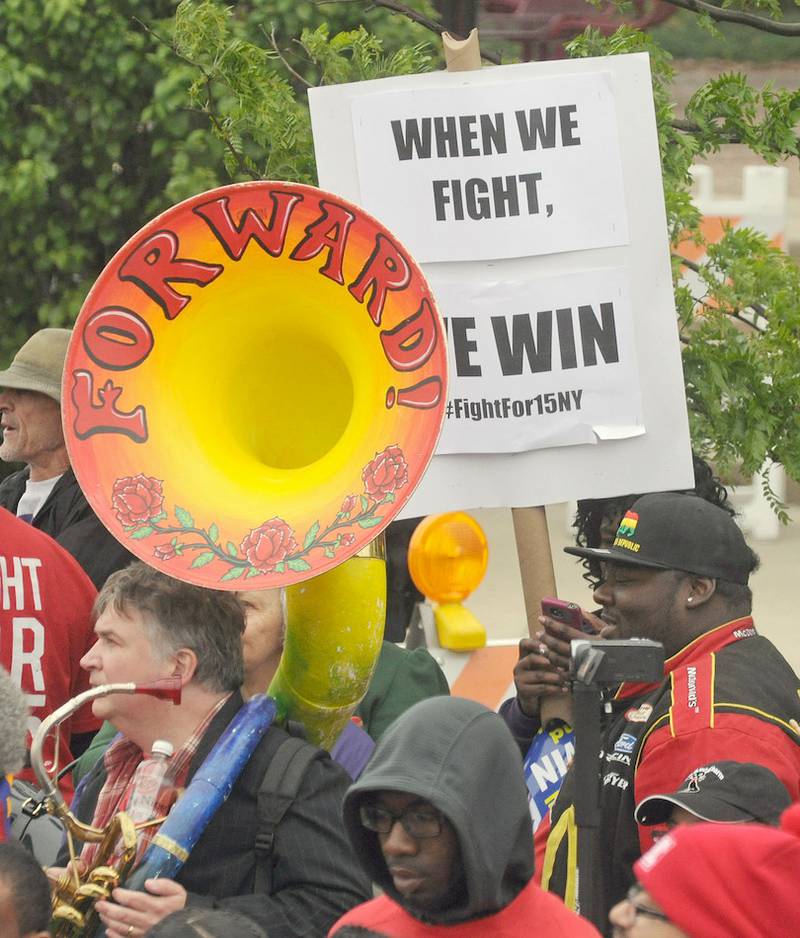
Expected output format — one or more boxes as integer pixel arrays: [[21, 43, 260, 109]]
[[679, 224, 800, 480], [684, 73, 800, 161], [169, 1, 436, 189], [174, 506, 194, 529], [0, 1, 226, 364], [566, 16, 800, 494], [287, 558, 311, 572], [357, 517, 383, 528], [303, 521, 320, 549], [300, 24, 432, 86], [190, 550, 216, 568]]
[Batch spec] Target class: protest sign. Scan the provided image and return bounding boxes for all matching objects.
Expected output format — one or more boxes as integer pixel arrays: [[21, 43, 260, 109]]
[[430, 268, 642, 454], [310, 54, 693, 511], [351, 73, 628, 263]]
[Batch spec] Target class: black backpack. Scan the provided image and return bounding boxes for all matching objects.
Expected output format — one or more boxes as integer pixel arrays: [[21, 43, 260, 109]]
[[251, 722, 322, 895]]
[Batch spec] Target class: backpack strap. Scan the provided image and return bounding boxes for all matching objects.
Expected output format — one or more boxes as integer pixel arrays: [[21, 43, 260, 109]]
[[253, 734, 320, 894]]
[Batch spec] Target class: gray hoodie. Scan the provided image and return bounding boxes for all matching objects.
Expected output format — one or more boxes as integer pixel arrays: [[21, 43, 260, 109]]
[[342, 696, 534, 925]]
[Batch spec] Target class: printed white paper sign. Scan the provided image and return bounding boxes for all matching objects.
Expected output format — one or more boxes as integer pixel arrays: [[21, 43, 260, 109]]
[[310, 55, 694, 509], [430, 268, 643, 454], [351, 72, 629, 263]]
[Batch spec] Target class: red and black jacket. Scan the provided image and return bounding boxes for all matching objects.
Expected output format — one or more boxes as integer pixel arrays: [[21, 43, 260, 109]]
[[537, 618, 800, 925]]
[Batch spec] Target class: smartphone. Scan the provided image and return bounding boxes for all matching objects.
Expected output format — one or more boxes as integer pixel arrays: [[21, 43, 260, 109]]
[[541, 597, 593, 634]]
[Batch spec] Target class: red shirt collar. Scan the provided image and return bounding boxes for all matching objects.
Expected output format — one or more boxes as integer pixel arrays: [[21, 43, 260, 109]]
[[615, 616, 756, 701]]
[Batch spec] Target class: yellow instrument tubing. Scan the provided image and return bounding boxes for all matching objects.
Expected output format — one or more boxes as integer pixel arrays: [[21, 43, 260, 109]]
[[269, 549, 386, 750]]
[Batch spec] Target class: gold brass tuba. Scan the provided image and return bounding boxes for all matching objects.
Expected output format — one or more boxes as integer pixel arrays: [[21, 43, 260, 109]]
[[40, 180, 447, 927], [32, 680, 181, 936]]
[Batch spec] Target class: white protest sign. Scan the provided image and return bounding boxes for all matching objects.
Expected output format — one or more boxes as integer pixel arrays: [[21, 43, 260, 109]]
[[431, 268, 643, 454], [351, 73, 629, 262], [310, 54, 694, 510]]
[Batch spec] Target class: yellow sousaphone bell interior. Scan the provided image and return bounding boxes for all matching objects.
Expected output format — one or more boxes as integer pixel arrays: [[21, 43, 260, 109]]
[[62, 180, 448, 745]]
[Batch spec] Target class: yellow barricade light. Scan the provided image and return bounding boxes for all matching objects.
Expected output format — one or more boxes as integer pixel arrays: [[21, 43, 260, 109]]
[[408, 512, 488, 651]]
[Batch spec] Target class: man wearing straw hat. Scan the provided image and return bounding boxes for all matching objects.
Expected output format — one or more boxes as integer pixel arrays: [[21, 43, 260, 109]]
[[0, 328, 133, 587]]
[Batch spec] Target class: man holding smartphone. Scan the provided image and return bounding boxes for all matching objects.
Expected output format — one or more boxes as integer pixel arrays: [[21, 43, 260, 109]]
[[500, 600, 606, 755], [505, 493, 800, 925]]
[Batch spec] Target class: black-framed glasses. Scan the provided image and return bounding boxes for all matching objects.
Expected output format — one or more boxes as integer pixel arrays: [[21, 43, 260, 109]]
[[359, 803, 444, 839], [626, 886, 671, 923]]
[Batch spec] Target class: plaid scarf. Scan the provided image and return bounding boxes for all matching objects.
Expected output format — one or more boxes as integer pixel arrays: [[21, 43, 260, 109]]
[[82, 694, 230, 868]]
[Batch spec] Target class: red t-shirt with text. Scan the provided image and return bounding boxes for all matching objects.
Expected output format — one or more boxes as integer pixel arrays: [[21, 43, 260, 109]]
[[0, 508, 99, 797]]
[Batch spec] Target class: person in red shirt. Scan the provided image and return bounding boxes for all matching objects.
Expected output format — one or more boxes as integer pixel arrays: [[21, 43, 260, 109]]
[[0, 507, 99, 797], [610, 803, 800, 937], [331, 696, 600, 937]]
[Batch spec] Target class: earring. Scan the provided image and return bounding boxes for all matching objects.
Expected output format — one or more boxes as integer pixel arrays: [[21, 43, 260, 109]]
[[687, 597, 693, 604]]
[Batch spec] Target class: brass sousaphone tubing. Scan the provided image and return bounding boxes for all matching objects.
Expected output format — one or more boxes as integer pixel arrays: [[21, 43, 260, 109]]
[[62, 180, 448, 745]]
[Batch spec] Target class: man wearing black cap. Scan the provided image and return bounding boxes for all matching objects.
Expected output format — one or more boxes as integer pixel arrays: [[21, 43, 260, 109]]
[[635, 760, 792, 833], [522, 493, 800, 924]]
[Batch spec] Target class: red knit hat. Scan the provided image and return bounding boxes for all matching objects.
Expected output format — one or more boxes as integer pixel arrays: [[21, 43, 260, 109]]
[[633, 803, 800, 938]]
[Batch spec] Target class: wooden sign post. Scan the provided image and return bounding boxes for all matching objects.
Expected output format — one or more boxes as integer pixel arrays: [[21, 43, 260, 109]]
[[442, 28, 571, 725]]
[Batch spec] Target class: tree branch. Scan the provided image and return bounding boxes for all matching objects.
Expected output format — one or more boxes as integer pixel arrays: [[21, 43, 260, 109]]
[[262, 26, 313, 88], [133, 15, 260, 180], [673, 253, 701, 273], [315, 0, 503, 64], [672, 255, 770, 331], [663, 0, 800, 36], [205, 91, 262, 180], [670, 117, 742, 143], [729, 309, 768, 332]]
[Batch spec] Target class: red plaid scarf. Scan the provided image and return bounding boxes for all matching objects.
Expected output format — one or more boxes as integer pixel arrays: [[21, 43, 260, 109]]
[[81, 694, 230, 868]]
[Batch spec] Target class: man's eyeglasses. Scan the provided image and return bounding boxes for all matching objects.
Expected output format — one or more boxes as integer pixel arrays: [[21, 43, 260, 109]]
[[359, 803, 444, 839], [650, 822, 677, 843], [626, 886, 671, 923]]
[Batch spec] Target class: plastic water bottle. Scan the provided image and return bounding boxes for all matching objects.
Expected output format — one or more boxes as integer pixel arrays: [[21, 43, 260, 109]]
[[126, 739, 175, 824]]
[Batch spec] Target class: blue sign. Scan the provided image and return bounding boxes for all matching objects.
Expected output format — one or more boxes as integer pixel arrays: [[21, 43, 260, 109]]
[[523, 720, 575, 830]]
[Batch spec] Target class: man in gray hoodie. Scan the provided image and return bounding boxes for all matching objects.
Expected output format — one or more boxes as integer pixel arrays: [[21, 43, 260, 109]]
[[330, 696, 599, 937]]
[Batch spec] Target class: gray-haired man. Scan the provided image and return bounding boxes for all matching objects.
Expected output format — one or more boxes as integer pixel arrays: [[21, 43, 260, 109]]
[[0, 328, 132, 586], [57, 562, 370, 938]]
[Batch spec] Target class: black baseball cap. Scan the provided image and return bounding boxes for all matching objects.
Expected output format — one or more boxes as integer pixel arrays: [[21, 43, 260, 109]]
[[564, 493, 756, 585], [635, 761, 792, 826]]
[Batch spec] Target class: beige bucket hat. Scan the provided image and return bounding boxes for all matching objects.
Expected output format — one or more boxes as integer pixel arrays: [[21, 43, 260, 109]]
[[0, 328, 72, 403]]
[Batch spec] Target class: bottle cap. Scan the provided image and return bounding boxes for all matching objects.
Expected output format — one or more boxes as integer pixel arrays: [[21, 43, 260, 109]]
[[151, 739, 174, 759]]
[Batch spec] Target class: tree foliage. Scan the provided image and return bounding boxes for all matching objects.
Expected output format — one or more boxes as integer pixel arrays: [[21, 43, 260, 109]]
[[0, 0, 436, 358], [168, 0, 800, 504], [171, 1, 433, 184], [565, 15, 800, 511], [0, 0, 223, 354], [3, 0, 799, 506]]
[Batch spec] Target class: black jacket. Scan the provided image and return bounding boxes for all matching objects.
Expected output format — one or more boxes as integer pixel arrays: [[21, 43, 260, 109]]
[[70, 693, 371, 938], [0, 467, 133, 588]]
